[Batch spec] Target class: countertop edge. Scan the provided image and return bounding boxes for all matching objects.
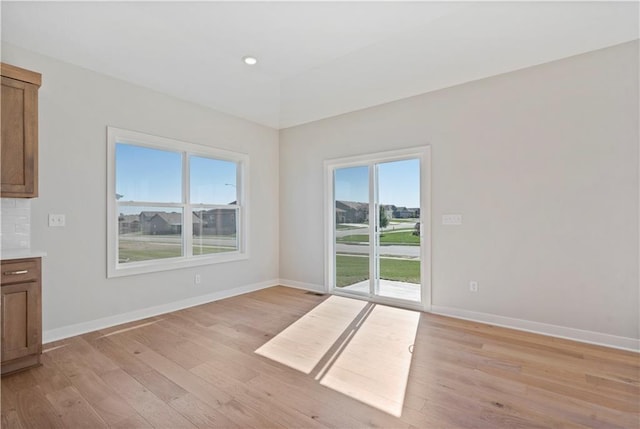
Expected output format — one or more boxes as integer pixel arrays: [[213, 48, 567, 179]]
[[1, 250, 47, 261]]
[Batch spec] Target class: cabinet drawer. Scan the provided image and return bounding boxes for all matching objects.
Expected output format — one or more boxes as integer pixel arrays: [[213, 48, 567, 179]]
[[1, 260, 39, 284]]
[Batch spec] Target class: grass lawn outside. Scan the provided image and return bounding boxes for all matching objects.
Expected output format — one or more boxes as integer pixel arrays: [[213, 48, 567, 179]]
[[391, 218, 419, 223], [336, 230, 420, 246], [119, 239, 235, 262], [119, 245, 182, 262], [335, 254, 420, 287], [336, 224, 365, 230], [193, 246, 235, 255]]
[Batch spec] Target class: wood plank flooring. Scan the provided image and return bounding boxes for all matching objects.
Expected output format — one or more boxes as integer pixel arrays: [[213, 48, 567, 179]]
[[1, 286, 638, 428]]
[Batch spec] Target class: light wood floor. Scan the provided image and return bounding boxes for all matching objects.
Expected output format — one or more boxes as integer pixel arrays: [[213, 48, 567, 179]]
[[2, 286, 638, 428]]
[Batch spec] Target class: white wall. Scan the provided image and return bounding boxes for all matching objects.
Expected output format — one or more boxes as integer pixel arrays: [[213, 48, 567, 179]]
[[1, 43, 280, 338], [280, 41, 639, 344], [2, 40, 637, 349]]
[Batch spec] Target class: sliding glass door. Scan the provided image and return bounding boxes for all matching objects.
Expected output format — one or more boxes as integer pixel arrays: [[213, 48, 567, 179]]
[[328, 147, 429, 309]]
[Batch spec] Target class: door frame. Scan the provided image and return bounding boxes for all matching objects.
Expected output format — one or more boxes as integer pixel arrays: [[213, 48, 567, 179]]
[[323, 146, 431, 312]]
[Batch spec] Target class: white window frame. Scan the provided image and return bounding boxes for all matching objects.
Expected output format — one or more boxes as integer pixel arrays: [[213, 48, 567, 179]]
[[107, 127, 249, 278]]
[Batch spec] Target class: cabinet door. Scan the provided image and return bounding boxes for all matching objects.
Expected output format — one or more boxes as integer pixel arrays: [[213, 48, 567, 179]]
[[1, 281, 41, 362], [1, 76, 38, 198]]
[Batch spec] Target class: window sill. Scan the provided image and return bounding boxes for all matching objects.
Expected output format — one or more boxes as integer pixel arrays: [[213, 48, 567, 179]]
[[107, 252, 249, 278]]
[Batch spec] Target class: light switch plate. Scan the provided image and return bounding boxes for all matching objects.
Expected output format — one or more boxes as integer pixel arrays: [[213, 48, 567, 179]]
[[442, 214, 462, 225]]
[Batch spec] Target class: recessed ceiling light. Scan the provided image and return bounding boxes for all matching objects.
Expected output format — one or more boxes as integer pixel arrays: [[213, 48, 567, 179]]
[[242, 56, 257, 66]]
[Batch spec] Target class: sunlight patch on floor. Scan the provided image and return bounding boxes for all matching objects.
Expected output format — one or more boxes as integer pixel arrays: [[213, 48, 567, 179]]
[[318, 304, 420, 417], [255, 296, 367, 373], [255, 295, 419, 416]]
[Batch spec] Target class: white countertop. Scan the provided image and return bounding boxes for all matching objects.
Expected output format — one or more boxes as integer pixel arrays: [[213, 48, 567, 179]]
[[1, 249, 47, 260]]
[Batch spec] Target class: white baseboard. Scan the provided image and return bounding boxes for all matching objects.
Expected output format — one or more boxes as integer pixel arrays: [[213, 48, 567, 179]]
[[43, 279, 279, 344], [431, 305, 639, 352], [44, 279, 638, 353], [278, 281, 638, 352], [278, 278, 327, 293]]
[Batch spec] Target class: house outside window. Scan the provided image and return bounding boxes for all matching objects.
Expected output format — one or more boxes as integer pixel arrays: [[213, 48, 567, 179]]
[[107, 127, 249, 277]]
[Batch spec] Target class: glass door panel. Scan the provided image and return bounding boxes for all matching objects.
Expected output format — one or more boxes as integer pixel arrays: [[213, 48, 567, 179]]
[[334, 166, 371, 296], [376, 159, 421, 303]]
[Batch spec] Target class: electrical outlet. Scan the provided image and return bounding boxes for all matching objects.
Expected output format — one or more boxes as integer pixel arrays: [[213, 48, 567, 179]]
[[194, 274, 201, 285], [469, 281, 479, 292], [48, 214, 66, 227]]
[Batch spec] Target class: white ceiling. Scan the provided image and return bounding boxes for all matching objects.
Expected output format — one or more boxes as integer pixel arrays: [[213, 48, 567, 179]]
[[2, 1, 638, 129]]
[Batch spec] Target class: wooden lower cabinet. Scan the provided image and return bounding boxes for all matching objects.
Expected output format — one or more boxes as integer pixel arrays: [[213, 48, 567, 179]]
[[0, 257, 42, 375]]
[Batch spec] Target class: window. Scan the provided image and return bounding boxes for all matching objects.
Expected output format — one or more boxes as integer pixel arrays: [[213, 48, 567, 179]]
[[107, 127, 248, 277]]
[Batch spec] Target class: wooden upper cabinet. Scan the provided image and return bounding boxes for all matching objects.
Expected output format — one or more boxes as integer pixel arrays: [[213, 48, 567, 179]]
[[1, 63, 41, 198]]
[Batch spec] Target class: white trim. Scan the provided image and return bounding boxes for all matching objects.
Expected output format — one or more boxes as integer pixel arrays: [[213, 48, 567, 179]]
[[278, 278, 327, 293], [43, 282, 639, 352], [106, 126, 250, 278], [420, 147, 432, 310], [431, 305, 640, 352], [324, 146, 431, 169], [323, 164, 334, 298], [43, 279, 279, 344], [108, 253, 250, 278], [370, 162, 377, 296], [184, 152, 192, 257], [107, 127, 247, 162]]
